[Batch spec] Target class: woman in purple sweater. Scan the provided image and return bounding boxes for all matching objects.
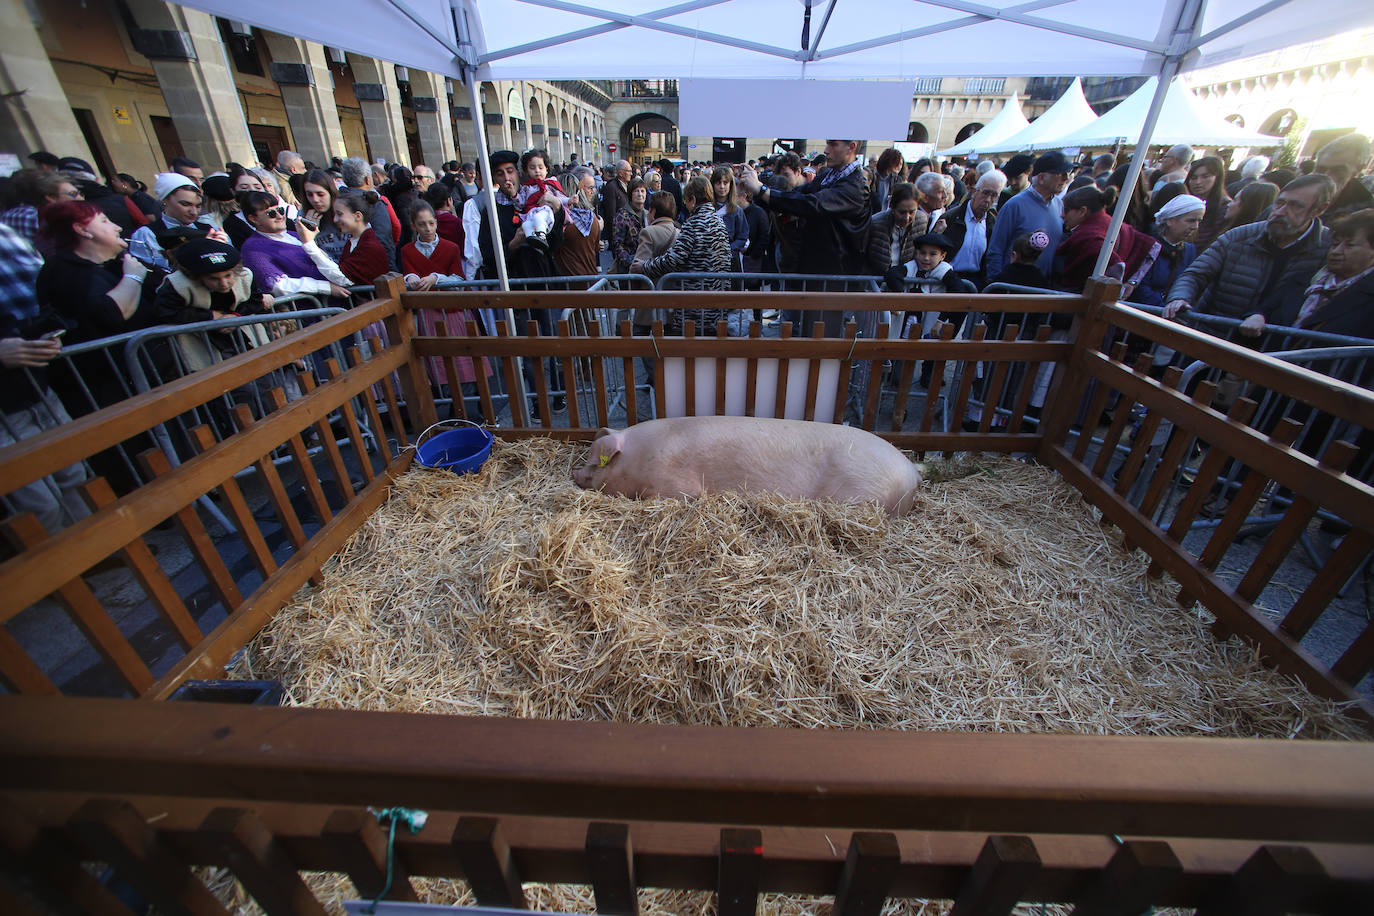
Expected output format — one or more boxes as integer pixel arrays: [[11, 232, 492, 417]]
[[238, 191, 351, 303]]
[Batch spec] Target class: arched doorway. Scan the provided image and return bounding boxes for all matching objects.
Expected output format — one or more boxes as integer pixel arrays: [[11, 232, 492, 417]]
[[621, 112, 678, 168], [546, 102, 560, 161], [529, 95, 541, 150], [560, 109, 572, 163], [479, 82, 502, 151], [1261, 108, 1299, 135], [907, 121, 929, 143], [581, 116, 591, 161], [507, 88, 528, 149], [954, 122, 983, 144]]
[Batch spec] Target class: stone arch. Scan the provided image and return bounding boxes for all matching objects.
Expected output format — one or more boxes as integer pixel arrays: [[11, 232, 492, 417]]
[[561, 109, 572, 162], [506, 87, 528, 149], [907, 121, 929, 143], [581, 115, 591, 161], [479, 81, 503, 151], [1225, 113, 1246, 128], [620, 111, 678, 166], [955, 122, 983, 144], [529, 94, 541, 150], [546, 102, 560, 161], [1261, 108, 1299, 135]]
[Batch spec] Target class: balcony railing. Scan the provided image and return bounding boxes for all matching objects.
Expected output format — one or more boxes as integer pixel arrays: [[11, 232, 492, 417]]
[[608, 79, 679, 100], [962, 77, 1006, 94], [913, 77, 944, 94]]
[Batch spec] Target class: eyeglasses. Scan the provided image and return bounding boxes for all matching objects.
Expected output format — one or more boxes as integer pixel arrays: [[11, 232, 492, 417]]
[[60, 190, 83, 199], [261, 207, 286, 219]]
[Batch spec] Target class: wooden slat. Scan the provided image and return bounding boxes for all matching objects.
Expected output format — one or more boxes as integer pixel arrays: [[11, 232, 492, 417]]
[[452, 816, 525, 908], [716, 320, 729, 416], [619, 321, 638, 426], [1333, 617, 1374, 686], [198, 807, 327, 916], [1048, 447, 1374, 720], [585, 821, 637, 916], [143, 452, 412, 697], [1007, 325, 1054, 435], [684, 321, 698, 417], [890, 357, 918, 434], [1073, 342, 1129, 463], [0, 348, 406, 622], [265, 389, 333, 526], [1279, 529, 1374, 641], [833, 831, 900, 916], [589, 323, 610, 427], [1068, 839, 1181, 916], [188, 425, 278, 582], [1194, 845, 1327, 916], [229, 406, 312, 576], [79, 477, 201, 650], [717, 827, 762, 916], [0, 626, 58, 695], [833, 322, 857, 424], [321, 809, 419, 903], [1235, 440, 1358, 604], [138, 449, 244, 609], [1136, 380, 1217, 523], [0, 515, 152, 695], [323, 358, 376, 483], [377, 370, 411, 448], [294, 373, 356, 503], [468, 320, 498, 425], [653, 321, 667, 421], [804, 324, 825, 422], [2, 296, 405, 494], [0, 796, 133, 915], [949, 835, 1041, 916], [10, 696, 1374, 843], [69, 798, 229, 916], [745, 321, 761, 417], [494, 323, 527, 428], [772, 321, 792, 420], [1085, 352, 1374, 528], [919, 322, 959, 434], [976, 324, 1020, 435], [526, 321, 552, 429], [1091, 352, 1149, 478], [1035, 279, 1120, 457], [1155, 397, 1260, 560], [862, 323, 889, 432], [1102, 302, 1374, 429], [433, 324, 469, 422], [381, 276, 438, 434], [949, 323, 987, 453], [347, 345, 394, 462], [557, 319, 582, 429], [1113, 366, 1181, 497]]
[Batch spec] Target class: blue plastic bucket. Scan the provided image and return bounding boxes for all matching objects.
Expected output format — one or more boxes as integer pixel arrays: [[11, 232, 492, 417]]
[[415, 422, 494, 474]]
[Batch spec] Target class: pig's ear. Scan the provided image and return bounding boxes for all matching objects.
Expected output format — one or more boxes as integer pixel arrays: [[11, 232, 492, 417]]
[[594, 427, 616, 441], [596, 432, 624, 467]]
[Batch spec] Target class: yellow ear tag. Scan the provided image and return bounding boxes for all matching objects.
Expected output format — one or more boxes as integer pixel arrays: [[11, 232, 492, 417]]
[[599, 453, 612, 467]]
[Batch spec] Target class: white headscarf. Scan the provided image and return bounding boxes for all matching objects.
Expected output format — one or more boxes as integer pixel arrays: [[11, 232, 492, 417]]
[[1155, 193, 1206, 222]]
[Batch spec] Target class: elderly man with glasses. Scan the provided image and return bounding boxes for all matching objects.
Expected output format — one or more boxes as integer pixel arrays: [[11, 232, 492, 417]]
[[943, 170, 1008, 289]]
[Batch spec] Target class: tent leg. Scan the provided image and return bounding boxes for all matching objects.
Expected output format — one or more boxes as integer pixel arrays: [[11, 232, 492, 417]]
[[1093, 63, 1180, 280], [465, 71, 528, 417]]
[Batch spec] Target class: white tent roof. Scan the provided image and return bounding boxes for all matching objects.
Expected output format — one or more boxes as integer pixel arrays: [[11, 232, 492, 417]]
[[974, 78, 1098, 154], [937, 92, 1030, 157], [171, 0, 1374, 85], [1028, 76, 1284, 149]]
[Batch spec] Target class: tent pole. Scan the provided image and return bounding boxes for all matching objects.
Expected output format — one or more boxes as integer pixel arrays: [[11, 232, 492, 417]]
[[465, 71, 529, 413], [1092, 64, 1179, 279]]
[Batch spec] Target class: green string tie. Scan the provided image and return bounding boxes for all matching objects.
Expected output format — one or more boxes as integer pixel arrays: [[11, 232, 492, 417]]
[[363, 806, 428, 915]]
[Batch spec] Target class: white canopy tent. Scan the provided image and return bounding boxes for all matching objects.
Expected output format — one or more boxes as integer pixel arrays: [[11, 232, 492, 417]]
[[937, 92, 1030, 158], [1028, 75, 1284, 150], [168, 0, 1374, 281], [972, 77, 1099, 155]]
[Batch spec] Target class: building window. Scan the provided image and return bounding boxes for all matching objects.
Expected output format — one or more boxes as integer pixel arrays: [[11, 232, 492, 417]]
[[913, 78, 943, 94], [216, 19, 264, 77], [906, 122, 929, 143], [962, 78, 1005, 95]]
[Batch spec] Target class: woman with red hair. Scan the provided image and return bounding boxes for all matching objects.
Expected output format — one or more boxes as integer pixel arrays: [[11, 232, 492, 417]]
[[36, 199, 156, 343]]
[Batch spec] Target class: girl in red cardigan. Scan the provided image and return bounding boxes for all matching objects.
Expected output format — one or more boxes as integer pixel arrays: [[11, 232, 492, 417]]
[[333, 190, 394, 285], [401, 202, 464, 290], [401, 201, 491, 394]]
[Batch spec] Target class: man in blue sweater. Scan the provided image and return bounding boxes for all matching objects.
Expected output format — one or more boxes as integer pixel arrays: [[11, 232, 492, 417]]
[[985, 151, 1072, 281]]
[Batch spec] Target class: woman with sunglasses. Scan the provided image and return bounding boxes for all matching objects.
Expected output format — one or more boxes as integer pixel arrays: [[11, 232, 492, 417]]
[[238, 191, 351, 302]]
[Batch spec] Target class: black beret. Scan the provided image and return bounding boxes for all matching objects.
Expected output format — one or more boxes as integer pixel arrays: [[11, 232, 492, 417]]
[[912, 232, 956, 255], [174, 237, 241, 275], [1032, 151, 1074, 175], [154, 223, 209, 249], [201, 175, 236, 202]]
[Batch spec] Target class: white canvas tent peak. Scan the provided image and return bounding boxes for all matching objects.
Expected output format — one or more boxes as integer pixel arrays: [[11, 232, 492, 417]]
[[974, 78, 1099, 154], [937, 92, 1030, 157], [1026, 75, 1284, 150]]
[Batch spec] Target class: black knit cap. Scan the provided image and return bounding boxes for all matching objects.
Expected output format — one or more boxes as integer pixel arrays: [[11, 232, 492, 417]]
[[174, 238, 241, 275], [201, 175, 235, 202], [912, 232, 956, 255]]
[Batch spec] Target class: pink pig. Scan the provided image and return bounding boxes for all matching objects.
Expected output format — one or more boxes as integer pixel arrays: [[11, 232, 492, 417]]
[[571, 416, 923, 516]]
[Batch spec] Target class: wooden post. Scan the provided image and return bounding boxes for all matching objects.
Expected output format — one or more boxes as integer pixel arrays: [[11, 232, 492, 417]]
[[387, 279, 439, 433], [585, 821, 637, 916], [452, 816, 525, 909], [1195, 845, 1328, 916], [199, 807, 327, 916], [1068, 840, 1181, 916], [718, 828, 763, 916], [833, 832, 900, 916], [1035, 281, 1119, 464], [320, 808, 419, 903], [949, 835, 1041, 916]]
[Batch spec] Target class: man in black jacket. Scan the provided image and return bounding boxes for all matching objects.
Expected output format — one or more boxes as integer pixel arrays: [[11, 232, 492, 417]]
[[656, 158, 684, 221], [739, 139, 871, 335], [942, 170, 1006, 289]]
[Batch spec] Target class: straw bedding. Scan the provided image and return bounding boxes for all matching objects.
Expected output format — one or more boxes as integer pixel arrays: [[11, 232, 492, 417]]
[[225, 436, 1361, 914]]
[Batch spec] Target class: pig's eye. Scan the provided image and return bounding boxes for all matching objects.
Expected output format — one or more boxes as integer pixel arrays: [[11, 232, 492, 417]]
[[598, 453, 612, 467]]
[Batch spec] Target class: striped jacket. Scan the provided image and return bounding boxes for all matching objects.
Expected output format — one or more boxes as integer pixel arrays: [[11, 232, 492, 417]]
[[645, 202, 732, 333]]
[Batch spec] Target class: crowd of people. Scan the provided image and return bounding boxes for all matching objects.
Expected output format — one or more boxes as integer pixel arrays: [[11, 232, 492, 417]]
[[3, 131, 1373, 531]]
